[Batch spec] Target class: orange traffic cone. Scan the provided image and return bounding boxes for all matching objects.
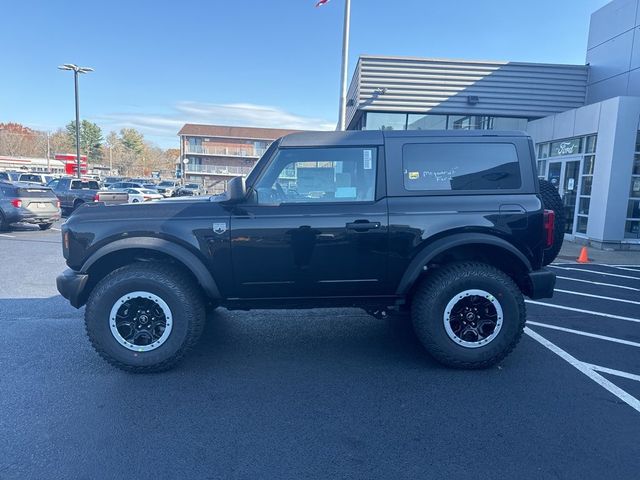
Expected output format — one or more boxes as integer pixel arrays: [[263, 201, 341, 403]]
[[577, 246, 589, 263]]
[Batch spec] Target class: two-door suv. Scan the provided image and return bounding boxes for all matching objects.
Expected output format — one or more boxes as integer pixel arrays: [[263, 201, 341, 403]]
[[57, 130, 557, 372]]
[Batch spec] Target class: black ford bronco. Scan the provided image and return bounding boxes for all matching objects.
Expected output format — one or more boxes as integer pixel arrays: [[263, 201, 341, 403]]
[[57, 130, 560, 373]]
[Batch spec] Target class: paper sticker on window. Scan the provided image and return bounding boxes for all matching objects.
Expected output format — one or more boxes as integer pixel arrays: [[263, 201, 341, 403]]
[[634, 179, 640, 192], [363, 149, 373, 170], [408, 171, 420, 180], [567, 178, 575, 191]]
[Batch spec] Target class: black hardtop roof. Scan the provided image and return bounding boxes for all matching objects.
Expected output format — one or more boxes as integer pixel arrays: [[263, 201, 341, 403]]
[[279, 129, 529, 147]]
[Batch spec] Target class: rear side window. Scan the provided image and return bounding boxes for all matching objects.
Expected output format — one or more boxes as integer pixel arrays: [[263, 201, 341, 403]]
[[402, 143, 521, 191]]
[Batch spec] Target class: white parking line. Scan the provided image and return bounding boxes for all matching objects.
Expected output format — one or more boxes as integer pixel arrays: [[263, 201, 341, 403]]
[[554, 288, 640, 305], [51, 227, 61, 231], [598, 264, 640, 273], [556, 276, 640, 292], [583, 364, 640, 383], [524, 327, 640, 414], [549, 265, 640, 281], [527, 321, 640, 348], [525, 300, 640, 324], [0, 233, 15, 238]]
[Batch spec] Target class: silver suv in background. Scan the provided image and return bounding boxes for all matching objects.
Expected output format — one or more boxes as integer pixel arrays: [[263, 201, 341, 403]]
[[156, 180, 180, 197], [0, 181, 61, 230]]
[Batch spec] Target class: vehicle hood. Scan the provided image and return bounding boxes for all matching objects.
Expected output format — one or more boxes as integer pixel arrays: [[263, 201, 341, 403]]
[[67, 195, 228, 223]]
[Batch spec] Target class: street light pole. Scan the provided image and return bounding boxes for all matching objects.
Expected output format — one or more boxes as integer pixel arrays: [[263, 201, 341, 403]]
[[338, 0, 351, 131], [58, 64, 94, 178], [73, 70, 82, 178]]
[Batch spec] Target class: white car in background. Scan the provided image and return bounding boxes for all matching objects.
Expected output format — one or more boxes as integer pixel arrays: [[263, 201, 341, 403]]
[[126, 188, 163, 203]]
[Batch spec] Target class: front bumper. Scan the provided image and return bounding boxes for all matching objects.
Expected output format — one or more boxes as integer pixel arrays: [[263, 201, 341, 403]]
[[56, 268, 89, 309], [525, 268, 556, 300]]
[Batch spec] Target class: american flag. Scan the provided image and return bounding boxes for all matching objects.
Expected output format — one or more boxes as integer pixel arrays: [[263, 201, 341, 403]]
[[315, 0, 330, 6]]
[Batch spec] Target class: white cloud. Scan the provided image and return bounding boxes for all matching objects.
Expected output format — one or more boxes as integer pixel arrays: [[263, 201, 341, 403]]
[[94, 101, 335, 147]]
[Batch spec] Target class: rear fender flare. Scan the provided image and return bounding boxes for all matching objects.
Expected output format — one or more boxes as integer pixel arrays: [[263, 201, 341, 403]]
[[396, 233, 532, 295]]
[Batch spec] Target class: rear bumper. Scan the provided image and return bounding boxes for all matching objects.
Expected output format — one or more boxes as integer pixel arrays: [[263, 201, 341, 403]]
[[56, 269, 89, 309], [5, 209, 61, 225], [525, 268, 556, 300]]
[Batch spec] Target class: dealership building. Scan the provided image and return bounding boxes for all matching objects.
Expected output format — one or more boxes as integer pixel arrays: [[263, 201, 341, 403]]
[[345, 0, 640, 249]]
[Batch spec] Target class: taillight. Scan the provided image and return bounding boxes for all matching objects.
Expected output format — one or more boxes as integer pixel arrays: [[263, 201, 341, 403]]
[[94, 194, 100, 201], [11, 199, 22, 208], [543, 209, 555, 248], [56, 200, 61, 209]]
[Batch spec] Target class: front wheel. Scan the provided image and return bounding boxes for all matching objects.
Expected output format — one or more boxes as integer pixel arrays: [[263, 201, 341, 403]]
[[39, 223, 53, 231], [84, 262, 206, 373], [412, 262, 525, 369]]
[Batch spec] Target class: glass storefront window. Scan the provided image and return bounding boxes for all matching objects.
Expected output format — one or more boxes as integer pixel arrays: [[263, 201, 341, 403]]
[[625, 220, 640, 238], [585, 135, 597, 154], [631, 177, 640, 198], [579, 197, 591, 215], [364, 112, 407, 131], [628, 199, 640, 218], [583, 155, 595, 175], [537, 160, 547, 177], [581, 176, 593, 196], [407, 114, 448, 130], [492, 117, 528, 131], [576, 216, 588, 234], [633, 155, 640, 175]]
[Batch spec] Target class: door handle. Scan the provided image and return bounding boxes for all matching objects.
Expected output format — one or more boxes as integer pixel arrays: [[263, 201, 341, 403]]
[[346, 221, 381, 232]]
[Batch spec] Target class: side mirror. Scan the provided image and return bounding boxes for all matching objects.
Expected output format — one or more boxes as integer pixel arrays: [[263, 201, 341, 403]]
[[224, 176, 246, 202]]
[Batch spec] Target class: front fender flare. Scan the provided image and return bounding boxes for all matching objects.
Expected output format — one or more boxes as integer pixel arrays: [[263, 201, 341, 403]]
[[395, 233, 532, 295], [81, 237, 221, 298]]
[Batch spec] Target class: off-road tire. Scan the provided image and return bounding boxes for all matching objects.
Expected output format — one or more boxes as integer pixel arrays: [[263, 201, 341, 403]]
[[412, 262, 526, 369], [39, 223, 53, 231], [539, 179, 565, 265], [85, 262, 206, 373]]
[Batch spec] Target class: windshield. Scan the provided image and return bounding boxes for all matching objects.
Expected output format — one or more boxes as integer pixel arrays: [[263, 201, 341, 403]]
[[158, 181, 175, 187]]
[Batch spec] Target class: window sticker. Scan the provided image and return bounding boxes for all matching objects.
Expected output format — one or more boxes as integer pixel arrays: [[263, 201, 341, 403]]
[[408, 171, 420, 180], [363, 149, 373, 170]]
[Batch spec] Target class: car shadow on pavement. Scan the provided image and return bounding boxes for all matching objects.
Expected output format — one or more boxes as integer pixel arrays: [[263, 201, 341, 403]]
[[188, 307, 437, 371]]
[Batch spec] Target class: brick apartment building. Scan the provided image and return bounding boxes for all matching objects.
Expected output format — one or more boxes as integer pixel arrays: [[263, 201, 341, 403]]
[[178, 124, 300, 194]]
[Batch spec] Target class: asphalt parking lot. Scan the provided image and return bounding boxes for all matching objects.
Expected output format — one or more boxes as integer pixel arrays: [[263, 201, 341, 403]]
[[1, 221, 639, 479]]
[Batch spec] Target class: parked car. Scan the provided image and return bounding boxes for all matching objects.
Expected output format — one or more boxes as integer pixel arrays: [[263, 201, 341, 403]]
[[94, 190, 130, 205], [57, 130, 562, 373], [156, 180, 180, 197], [18, 173, 55, 186], [126, 188, 163, 203], [142, 183, 158, 190], [176, 183, 205, 196], [108, 181, 144, 190], [0, 182, 61, 230], [47, 177, 127, 214], [103, 176, 127, 188]]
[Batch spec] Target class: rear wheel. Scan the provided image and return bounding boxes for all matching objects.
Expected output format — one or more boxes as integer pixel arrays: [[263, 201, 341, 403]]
[[38, 223, 53, 231], [539, 179, 565, 265], [412, 262, 525, 369], [85, 262, 206, 373]]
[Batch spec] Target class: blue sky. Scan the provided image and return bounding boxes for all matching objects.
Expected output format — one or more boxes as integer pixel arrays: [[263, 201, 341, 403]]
[[1, 0, 610, 148]]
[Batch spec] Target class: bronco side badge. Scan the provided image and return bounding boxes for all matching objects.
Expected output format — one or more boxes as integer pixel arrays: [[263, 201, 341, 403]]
[[212, 222, 227, 234]]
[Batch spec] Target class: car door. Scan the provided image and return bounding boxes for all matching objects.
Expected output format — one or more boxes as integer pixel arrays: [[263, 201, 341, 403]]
[[230, 145, 388, 299]]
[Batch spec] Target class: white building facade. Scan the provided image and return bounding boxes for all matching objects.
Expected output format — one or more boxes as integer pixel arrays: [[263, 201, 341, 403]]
[[346, 0, 640, 249]]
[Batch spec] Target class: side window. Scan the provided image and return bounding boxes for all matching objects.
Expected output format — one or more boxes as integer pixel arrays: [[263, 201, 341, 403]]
[[402, 143, 521, 191], [71, 180, 81, 190], [253, 147, 377, 204], [48, 179, 60, 190]]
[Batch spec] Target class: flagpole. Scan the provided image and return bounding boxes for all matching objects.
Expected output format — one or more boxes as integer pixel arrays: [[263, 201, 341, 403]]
[[338, 0, 351, 131]]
